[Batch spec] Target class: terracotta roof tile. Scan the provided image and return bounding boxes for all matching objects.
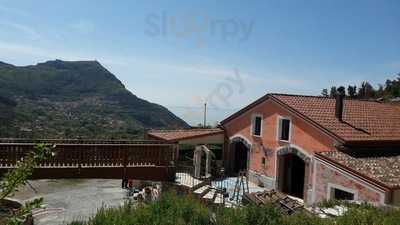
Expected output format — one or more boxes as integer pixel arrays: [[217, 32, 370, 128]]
[[147, 128, 224, 142], [271, 94, 400, 142], [319, 151, 400, 189]]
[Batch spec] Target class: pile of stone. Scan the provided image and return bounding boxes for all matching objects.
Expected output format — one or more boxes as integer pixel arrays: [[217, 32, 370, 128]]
[[127, 185, 161, 203]]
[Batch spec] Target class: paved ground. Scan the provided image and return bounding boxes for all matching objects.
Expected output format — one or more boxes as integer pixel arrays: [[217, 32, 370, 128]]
[[13, 179, 126, 225], [12, 177, 265, 224]]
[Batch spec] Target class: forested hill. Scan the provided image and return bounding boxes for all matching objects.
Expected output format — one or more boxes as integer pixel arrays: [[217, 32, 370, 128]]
[[322, 73, 400, 100], [0, 60, 189, 139]]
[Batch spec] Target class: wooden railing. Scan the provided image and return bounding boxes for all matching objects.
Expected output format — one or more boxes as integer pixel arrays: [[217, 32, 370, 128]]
[[0, 140, 177, 181], [0, 138, 167, 145]]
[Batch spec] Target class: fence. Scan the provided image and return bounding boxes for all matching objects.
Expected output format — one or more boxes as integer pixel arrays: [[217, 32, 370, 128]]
[[0, 140, 177, 181]]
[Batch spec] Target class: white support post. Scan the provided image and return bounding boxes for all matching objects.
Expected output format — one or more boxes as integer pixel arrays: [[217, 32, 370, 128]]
[[194, 146, 201, 178], [205, 148, 210, 178]]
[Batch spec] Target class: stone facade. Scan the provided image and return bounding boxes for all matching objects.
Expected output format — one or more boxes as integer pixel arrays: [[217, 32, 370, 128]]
[[313, 159, 386, 205], [248, 169, 276, 190]]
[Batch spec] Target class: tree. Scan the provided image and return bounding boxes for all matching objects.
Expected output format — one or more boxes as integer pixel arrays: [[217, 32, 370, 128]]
[[388, 74, 400, 97], [330, 86, 337, 97], [321, 89, 328, 97], [358, 82, 375, 99], [337, 86, 346, 96], [376, 84, 385, 99], [347, 85, 357, 98], [0, 144, 54, 224], [385, 79, 393, 94], [325, 72, 400, 101]]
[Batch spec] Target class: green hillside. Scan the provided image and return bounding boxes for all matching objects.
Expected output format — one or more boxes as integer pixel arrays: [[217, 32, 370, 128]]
[[0, 60, 189, 139]]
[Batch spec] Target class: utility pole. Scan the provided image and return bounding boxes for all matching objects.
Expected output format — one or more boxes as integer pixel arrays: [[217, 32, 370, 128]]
[[203, 103, 207, 128]]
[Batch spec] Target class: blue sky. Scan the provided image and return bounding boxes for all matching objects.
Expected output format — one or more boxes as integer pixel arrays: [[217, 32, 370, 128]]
[[0, 0, 399, 125]]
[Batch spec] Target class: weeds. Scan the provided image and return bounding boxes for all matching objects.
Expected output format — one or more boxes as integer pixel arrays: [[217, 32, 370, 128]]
[[69, 192, 400, 225]]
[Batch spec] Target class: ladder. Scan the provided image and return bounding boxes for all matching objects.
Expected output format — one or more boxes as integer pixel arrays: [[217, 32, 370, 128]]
[[230, 170, 250, 203]]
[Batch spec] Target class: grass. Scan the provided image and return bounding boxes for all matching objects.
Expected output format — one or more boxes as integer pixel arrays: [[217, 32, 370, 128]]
[[69, 193, 400, 225]]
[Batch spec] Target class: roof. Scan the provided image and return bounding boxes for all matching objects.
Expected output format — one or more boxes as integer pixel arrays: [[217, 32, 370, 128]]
[[221, 93, 400, 144], [147, 128, 224, 142], [317, 151, 400, 189]]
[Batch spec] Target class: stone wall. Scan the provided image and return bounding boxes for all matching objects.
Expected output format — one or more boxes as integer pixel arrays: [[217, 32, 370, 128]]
[[313, 160, 386, 205], [248, 170, 276, 190]]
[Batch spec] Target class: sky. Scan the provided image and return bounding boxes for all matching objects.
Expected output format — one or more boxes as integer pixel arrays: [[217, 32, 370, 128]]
[[0, 0, 399, 126]]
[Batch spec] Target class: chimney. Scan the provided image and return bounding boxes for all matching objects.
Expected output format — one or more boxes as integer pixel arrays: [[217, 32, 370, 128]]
[[335, 87, 345, 121]]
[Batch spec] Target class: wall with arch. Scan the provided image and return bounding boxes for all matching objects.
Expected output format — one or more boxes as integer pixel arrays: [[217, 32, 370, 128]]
[[222, 98, 337, 194]]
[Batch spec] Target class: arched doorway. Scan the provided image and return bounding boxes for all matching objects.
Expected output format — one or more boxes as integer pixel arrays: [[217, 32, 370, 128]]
[[193, 145, 212, 179], [277, 147, 310, 199], [230, 136, 251, 174]]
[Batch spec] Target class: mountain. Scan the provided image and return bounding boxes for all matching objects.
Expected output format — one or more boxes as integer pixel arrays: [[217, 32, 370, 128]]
[[0, 60, 189, 138]]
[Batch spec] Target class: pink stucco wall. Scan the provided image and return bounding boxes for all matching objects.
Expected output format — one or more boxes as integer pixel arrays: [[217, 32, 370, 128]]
[[223, 99, 336, 178], [222, 97, 390, 205]]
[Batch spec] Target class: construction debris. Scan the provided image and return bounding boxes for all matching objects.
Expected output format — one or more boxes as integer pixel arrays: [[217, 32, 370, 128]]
[[242, 190, 304, 214]]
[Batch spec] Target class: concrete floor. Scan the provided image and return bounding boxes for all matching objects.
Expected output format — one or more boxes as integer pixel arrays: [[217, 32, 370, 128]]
[[175, 172, 265, 206], [13, 179, 126, 225], [12, 177, 265, 224], [212, 177, 265, 205]]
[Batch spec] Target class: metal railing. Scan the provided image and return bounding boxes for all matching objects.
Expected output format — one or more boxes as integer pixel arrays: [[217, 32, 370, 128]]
[[175, 163, 196, 188]]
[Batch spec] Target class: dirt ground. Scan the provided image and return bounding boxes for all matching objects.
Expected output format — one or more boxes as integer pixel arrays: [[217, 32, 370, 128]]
[[13, 179, 126, 225]]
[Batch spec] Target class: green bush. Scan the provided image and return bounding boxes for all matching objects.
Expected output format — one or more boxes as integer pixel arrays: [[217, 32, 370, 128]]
[[70, 193, 400, 225], [72, 193, 210, 225], [336, 204, 400, 225], [214, 204, 283, 225], [282, 211, 333, 225], [1, 144, 54, 225]]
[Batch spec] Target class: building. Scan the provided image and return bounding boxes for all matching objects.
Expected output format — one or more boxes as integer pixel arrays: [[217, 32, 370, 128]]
[[147, 128, 224, 146], [147, 128, 224, 161], [220, 93, 400, 206]]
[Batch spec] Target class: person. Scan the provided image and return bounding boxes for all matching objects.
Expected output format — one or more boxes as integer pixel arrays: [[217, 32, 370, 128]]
[[127, 179, 134, 196], [222, 188, 229, 199], [152, 185, 160, 201], [121, 177, 128, 189], [128, 179, 133, 189], [137, 193, 144, 204], [144, 187, 152, 202]]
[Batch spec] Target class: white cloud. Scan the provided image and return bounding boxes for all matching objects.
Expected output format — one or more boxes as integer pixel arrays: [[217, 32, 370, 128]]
[[69, 20, 96, 35], [0, 21, 41, 40], [102, 56, 269, 83], [0, 41, 104, 63], [388, 61, 400, 70], [0, 40, 308, 92], [0, 4, 28, 17], [0, 40, 310, 125], [0, 41, 52, 58]]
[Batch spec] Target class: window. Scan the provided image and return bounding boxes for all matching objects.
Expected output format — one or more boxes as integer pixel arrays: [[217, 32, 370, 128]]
[[278, 118, 291, 141], [252, 115, 262, 136], [331, 188, 355, 201], [261, 157, 266, 167]]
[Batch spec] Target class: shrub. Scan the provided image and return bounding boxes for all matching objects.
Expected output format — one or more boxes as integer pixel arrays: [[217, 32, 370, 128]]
[[76, 193, 210, 225], [0, 144, 54, 225], [69, 193, 400, 225], [282, 211, 334, 225], [214, 203, 283, 225], [336, 204, 400, 225]]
